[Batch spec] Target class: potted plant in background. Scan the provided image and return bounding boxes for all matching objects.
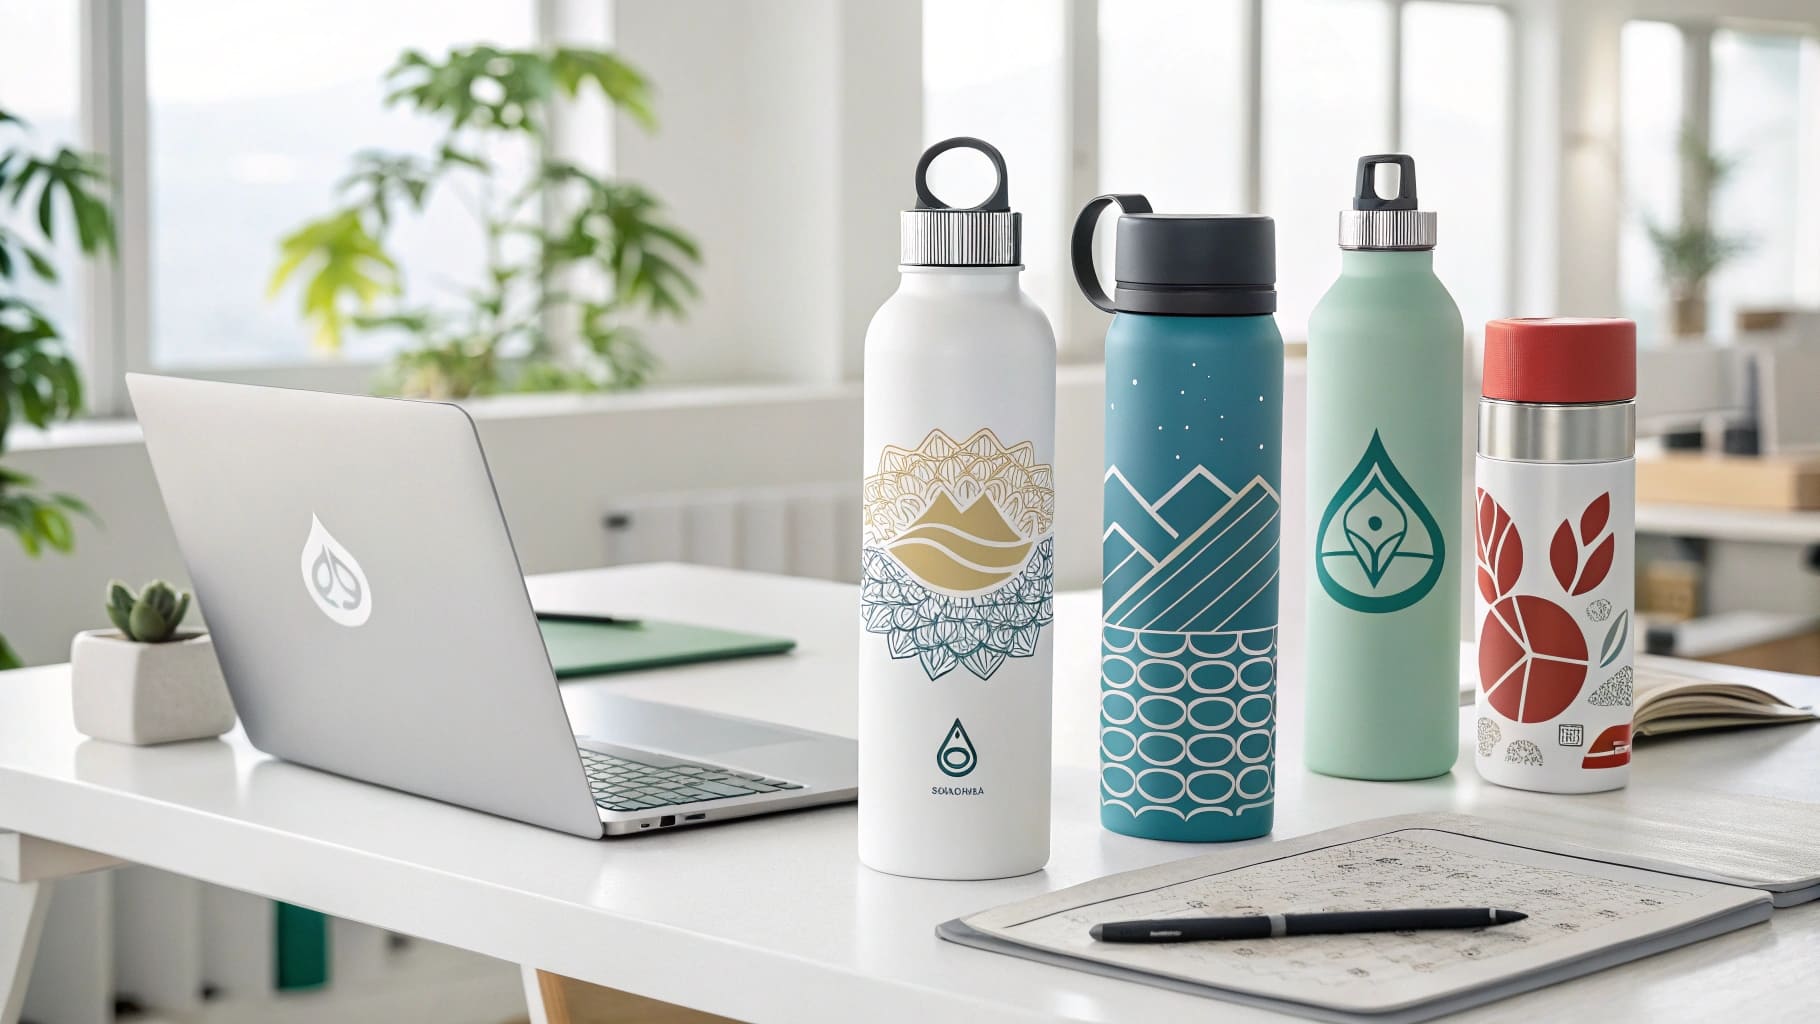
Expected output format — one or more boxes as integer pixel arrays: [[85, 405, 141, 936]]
[[0, 107, 115, 669], [269, 45, 701, 399], [71, 580, 234, 745], [1643, 131, 1751, 340]]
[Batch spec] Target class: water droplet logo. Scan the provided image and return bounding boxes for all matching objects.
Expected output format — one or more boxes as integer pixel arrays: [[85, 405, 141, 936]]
[[1315, 431, 1445, 613], [936, 718, 977, 778], [300, 514, 372, 627]]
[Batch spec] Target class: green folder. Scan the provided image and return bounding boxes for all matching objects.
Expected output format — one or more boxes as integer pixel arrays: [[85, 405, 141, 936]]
[[537, 614, 795, 679]]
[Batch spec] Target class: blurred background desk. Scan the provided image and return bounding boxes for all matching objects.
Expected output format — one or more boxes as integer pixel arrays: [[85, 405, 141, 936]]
[[1634, 340, 1820, 676]]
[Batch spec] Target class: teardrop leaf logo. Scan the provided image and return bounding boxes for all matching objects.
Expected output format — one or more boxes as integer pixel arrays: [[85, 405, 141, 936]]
[[1315, 431, 1446, 613], [300, 514, 372, 627], [936, 718, 977, 778]]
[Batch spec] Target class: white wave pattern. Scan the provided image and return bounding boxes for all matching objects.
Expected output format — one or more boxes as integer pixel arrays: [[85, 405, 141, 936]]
[[1100, 623, 1277, 820]]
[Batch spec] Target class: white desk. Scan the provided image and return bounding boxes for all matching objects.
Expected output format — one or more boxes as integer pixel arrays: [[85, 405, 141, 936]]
[[1, 564, 1816, 1023]]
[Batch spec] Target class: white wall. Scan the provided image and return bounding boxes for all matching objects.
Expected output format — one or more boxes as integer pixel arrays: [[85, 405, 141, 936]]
[[609, 0, 921, 385]]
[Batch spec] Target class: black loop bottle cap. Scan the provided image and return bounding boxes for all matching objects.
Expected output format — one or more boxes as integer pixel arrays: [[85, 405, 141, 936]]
[[1339, 153, 1437, 250], [1072, 195, 1276, 316], [901, 137, 1022, 266]]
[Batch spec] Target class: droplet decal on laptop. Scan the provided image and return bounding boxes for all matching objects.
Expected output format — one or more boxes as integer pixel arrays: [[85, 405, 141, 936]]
[[301, 513, 373, 627]]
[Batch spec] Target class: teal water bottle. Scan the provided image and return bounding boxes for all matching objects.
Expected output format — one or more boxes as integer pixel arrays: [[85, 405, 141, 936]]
[[1072, 195, 1282, 843], [1304, 155, 1465, 780]]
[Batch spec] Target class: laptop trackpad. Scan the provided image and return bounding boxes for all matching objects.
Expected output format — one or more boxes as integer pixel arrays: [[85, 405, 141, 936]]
[[569, 692, 822, 758]]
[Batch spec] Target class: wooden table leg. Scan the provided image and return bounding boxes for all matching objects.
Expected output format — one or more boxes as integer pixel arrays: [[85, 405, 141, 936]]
[[520, 966, 744, 1024]]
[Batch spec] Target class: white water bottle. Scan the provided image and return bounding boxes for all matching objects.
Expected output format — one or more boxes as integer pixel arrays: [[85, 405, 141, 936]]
[[1474, 317, 1636, 793], [858, 138, 1056, 879]]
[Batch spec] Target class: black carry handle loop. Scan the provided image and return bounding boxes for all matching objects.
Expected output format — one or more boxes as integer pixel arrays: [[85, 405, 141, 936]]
[[1070, 193, 1153, 313], [914, 137, 1011, 212], [1353, 154, 1418, 210]]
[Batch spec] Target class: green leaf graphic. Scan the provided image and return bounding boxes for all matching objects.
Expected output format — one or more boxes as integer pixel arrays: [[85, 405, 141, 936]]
[[1599, 610, 1630, 668]]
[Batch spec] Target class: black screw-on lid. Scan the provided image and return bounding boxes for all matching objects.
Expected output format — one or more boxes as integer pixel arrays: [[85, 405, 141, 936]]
[[1339, 154, 1437, 250], [1071, 195, 1275, 316]]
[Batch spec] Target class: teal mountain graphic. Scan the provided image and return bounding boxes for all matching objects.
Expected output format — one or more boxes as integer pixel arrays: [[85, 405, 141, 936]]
[[1315, 431, 1445, 613], [1103, 468, 1280, 633], [937, 718, 977, 777]]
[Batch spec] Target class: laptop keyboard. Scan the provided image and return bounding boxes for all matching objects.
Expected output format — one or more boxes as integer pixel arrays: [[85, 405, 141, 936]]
[[580, 748, 803, 813]]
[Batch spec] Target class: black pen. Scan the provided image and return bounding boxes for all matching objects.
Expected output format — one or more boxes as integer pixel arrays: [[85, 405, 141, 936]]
[[536, 611, 643, 627], [1090, 907, 1527, 943]]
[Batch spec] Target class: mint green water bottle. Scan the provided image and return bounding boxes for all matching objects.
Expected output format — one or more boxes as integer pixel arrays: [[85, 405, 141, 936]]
[[1304, 155, 1464, 780]]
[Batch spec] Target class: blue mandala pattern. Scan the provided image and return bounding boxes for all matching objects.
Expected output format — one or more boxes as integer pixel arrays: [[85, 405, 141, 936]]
[[860, 539, 1053, 680]]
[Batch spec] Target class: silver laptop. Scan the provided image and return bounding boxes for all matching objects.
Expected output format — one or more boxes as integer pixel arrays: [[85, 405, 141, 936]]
[[127, 374, 857, 838]]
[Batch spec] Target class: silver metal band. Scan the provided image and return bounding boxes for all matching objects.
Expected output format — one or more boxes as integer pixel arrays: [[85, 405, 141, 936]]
[[1477, 398, 1636, 464], [1268, 913, 1287, 938], [900, 210, 1022, 266], [1338, 209, 1438, 250]]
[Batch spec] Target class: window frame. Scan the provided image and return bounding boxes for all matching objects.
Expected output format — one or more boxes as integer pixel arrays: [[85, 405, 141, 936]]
[[54, 0, 1527, 407], [42, 1, 1820, 412], [70, 0, 561, 415], [1704, 20, 1819, 328], [1617, 14, 1820, 337], [1057, 0, 1520, 352]]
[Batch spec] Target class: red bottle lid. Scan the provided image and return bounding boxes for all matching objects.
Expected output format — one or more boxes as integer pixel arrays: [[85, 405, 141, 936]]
[[1482, 317, 1635, 404]]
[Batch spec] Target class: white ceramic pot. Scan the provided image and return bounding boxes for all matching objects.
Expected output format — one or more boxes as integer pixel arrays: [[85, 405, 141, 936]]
[[69, 629, 235, 745]]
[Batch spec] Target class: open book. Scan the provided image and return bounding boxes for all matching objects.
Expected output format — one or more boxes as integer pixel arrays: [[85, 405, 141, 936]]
[[1633, 664, 1819, 736], [1453, 652, 1819, 737]]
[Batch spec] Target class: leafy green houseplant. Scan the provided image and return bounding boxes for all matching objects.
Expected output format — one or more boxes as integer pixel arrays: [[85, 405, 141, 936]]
[[270, 46, 701, 399], [73, 579, 234, 745], [1, 107, 114, 669], [1642, 131, 1751, 338]]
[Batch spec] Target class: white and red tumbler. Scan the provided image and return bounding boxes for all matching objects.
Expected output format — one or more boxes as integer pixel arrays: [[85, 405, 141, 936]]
[[1473, 317, 1636, 793]]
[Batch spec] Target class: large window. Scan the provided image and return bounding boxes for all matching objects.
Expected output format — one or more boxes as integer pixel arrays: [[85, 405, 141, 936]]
[[147, 1, 534, 368], [1, 1, 545, 409], [1401, 1, 1513, 342], [924, 0, 1518, 349], [1619, 21, 1820, 341], [1618, 20, 1686, 342], [0, 0, 83, 340], [1099, 0, 1246, 213], [1708, 28, 1815, 334], [1263, 0, 1395, 342], [22, 1, 1819, 400], [923, 0, 1068, 327]]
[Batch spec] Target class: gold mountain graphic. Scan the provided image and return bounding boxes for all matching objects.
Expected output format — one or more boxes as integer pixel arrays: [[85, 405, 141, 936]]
[[886, 491, 1033, 594], [863, 428, 1054, 549]]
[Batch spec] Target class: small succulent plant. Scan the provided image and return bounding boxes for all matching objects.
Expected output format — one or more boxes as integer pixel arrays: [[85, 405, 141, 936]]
[[105, 580, 193, 643]]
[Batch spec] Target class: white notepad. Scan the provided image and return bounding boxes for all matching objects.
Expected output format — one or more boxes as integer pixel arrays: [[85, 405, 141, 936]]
[[940, 816, 1772, 1023]]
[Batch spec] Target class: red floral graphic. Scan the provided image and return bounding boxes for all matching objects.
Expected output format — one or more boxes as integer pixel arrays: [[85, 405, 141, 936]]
[[1480, 595, 1591, 724], [1550, 493, 1615, 597], [1582, 724, 1632, 769], [1475, 488, 1523, 604]]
